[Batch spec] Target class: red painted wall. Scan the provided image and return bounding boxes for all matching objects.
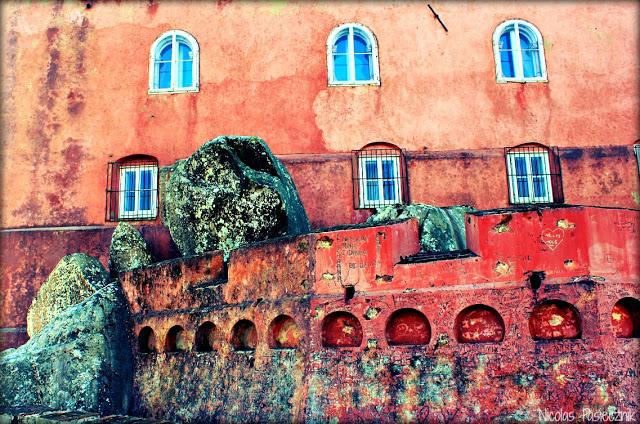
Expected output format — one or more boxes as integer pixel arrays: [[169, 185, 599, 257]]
[[1, 1, 639, 229]]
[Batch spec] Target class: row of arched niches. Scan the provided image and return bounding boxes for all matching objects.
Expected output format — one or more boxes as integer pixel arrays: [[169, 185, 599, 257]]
[[137, 297, 640, 353]]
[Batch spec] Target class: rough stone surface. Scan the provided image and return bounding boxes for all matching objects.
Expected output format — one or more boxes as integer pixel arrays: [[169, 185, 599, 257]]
[[162, 136, 310, 257], [0, 283, 133, 415], [26, 253, 110, 337], [366, 204, 474, 252], [109, 222, 154, 277]]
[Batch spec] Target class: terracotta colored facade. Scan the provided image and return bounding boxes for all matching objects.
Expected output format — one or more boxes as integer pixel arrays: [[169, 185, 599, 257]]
[[1, 0, 639, 362], [122, 206, 640, 422]]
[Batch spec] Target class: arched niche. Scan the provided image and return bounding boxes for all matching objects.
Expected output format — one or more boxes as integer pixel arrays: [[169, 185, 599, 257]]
[[165, 325, 187, 352], [612, 297, 640, 338], [138, 326, 156, 353], [321, 311, 363, 348], [455, 305, 505, 343], [195, 321, 216, 352], [268, 315, 301, 349], [529, 300, 581, 340], [230, 320, 257, 351], [385, 308, 431, 346]]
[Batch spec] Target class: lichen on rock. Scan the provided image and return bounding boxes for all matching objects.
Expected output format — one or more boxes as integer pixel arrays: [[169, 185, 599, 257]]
[[0, 283, 133, 415], [109, 222, 153, 277], [366, 204, 475, 252], [26, 253, 110, 337], [162, 136, 310, 257]]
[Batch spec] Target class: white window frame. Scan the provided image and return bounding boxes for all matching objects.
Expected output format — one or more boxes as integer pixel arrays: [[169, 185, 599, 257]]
[[493, 19, 547, 83], [358, 155, 401, 208], [327, 23, 380, 86], [118, 165, 158, 219], [506, 151, 553, 204], [148, 30, 199, 94]]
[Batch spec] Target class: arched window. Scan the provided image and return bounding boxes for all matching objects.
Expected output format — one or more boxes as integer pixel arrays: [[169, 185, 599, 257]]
[[385, 308, 431, 346], [493, 20, 547, 83], [149, 30, 199, 93], [321, 311, 363, 348], [529, 300, 581, 340], [455, 305, 505, 343], [230, 320, 257, 351], [268, 315, 301, 349], [505, 143, 563, 205], [106, 155, 159, 221], [327, 23, 380, 86]]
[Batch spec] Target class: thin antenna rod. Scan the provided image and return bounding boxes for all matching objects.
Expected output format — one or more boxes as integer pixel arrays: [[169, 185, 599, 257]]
[[428, 4, 448, 33]]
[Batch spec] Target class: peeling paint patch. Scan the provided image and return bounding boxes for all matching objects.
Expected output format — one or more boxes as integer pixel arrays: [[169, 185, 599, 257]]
[[494, 261, 511, 276], [556, 219, 575, 229]]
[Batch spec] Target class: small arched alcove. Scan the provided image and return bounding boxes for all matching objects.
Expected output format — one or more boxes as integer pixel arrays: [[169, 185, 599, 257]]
[[455, 305, 505, 343], [321, 311, 363, 348], [268, 315, 301, 349], [195, 321, 217, 352], [165, 325, 187, 352], [385, 308, 431, 346], [611, 297, 640, 338], [230, 320, 258, 351], [529, 300, 581, 340], [138, 326, 156, 353]]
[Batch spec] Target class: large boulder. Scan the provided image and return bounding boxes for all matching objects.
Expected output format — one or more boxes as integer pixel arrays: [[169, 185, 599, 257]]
[[366, 204, 475, 252], [0, 283, 133, 415], [109, 222, 153, 277], [163, 136, 310, 257], [27, 253, 110, 337]]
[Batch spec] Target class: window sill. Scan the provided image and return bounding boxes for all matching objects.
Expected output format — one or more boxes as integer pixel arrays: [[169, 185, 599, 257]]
[[148, 87, 199, 95], [496, 77, 548, 84], [328, 80, 380, 87]]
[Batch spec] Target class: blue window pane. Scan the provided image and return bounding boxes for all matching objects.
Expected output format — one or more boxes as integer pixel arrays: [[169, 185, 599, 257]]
[[180, 61, 193, 87], [139, 170, 152, 211], [365, 160, 378, 178], [514, 157, 527, 176], [499, 32, 515, 78], [333, 54, 348, 81], [381, 160, 395, 178], [124, 171, 136, 212], [157, 61, 171, 89], [517, 178, 529, 197], [530, 157, 544, 175], [160, 44, 172, 61], [383, 180, 396, 201], [353, 34, 370, 53], [520, 34, 538, 77], [367, 181, 380, 201], [354, 53, 372, 81], [334, 34, 348, 54], [532, 177, 546, 198]]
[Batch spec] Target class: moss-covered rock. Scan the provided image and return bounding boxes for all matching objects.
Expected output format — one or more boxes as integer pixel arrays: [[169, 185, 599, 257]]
[[109, 222, 153, 277], [26, 253, 109, 337], [162, 136, 310, 257], [0, 283, 133, 415], [366, 204, 475, 252]]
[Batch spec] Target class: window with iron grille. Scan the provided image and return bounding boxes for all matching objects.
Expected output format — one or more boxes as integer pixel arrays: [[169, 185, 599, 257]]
[[505, 144, 563, 205], [106, 156, 159, 221], [352, 147, 408, 209], [634, 144, 640, 176]]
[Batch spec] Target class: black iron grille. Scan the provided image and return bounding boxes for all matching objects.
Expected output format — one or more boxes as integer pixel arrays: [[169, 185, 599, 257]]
[[352, 148, 409, 209], [106, 158, 159, 221], [504, 144, 563, 205]]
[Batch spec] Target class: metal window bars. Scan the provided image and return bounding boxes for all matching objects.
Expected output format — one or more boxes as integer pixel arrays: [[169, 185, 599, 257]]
[[504, 144, 563, 205], [105, 158, 159, 221], [352, 148, 409, 209]]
